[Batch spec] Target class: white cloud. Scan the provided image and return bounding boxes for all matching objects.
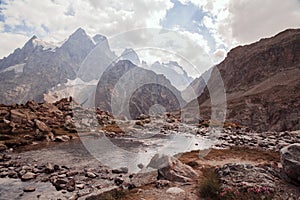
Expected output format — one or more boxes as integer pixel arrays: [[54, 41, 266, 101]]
[[108, 28, 213, 77], [1, 0, 300, 77], [0, 22, 4, 32], [211, 48, 226, 64], [0, 0, 173, 57], [228, 0, 300, 45], [0, 33, 29, 58], [189, 0, 300, 49]]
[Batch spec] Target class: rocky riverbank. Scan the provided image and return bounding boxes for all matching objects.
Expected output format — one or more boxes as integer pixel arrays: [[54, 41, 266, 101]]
[[0, 98, 119, 152], [0, 100, 300, 199], [0, 128, 299, 199]]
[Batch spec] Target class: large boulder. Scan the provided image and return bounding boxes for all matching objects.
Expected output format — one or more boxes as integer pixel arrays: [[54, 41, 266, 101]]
[[280, 143, 300, 184], [35, 119, 51, 132], [21, 172, 37, 181], [147, 154, 198, 183], [10, 109, 27, 123]]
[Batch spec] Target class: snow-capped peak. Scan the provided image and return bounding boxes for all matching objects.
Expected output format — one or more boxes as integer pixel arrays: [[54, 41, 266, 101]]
[[32, 37, 59, 51]]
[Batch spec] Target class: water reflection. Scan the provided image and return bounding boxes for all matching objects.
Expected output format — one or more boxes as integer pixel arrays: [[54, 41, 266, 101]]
[[81, 132, 214, 173]]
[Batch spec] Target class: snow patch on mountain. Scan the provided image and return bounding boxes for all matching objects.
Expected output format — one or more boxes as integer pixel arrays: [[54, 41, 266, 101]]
[[0, 63, 25, 73], [45, 78, 97, 107], [65, 78, 98, 86], [32, 38, 58, 51]]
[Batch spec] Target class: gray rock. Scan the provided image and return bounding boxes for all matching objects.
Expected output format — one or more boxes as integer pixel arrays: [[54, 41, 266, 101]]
[[67, 170, 78, 177], [79, 187, 120, 200], [45, 163, 54, 174], [76, 184, 85, 190], [114, 177, 124, 186], [137, 163, 144, 169], [7, 171, 18, 178], [0, 171, 8, 177], [130, 171, 158, 187], [19, 169, 27, 176], [21, 165, 32, 171], [280, 143, 300, 183], [85, 172, 97, 178], [23, 186, 36, 192], [53, 179, 68, 190], [54, 135, 70, 142], [166, 187, 185, 194], [112, 167, 128, 174], [66, 179, 75, 192], [155, 180, 170, 188], [147, 154, 198, 182], [35, 119, 51, 132], [21, 172, 36, 181]]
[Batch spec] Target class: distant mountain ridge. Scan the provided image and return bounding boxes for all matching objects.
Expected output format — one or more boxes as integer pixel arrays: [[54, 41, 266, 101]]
[[117, 48, 194, 90]]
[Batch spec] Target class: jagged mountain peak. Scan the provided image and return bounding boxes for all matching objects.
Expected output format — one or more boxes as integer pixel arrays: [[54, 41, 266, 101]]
[[70, 27, 87, 37], [93, 34, 107, 44], [30, 35, 38, 40], [23, 35, 38, 48], [120, 48, 140, 65], [166, 60, 179, 66], [21, 35, 59, 52], [121, 48, 135, 54], [61, 27, 94, 47]]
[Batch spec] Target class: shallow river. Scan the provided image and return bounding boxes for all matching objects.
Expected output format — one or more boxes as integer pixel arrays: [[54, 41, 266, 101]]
[[0, 131, 215, 199]]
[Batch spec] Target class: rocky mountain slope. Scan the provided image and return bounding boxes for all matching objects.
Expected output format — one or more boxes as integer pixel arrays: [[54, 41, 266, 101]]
[[181, 68, 212, 102], [185, 28, 300, 132], [95, 60, 185, 119]]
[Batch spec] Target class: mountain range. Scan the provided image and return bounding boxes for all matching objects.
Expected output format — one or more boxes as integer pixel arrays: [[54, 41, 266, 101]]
[[95, 60, 185, 119], [0, 28, 96, 104], [0, 28, 193, 107], [1, 27, 299, 131]]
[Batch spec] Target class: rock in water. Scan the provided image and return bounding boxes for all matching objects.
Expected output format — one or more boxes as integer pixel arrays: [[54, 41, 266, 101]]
[[23, 186, 36, 192], [112, 167, 128, 174], [280, 143, 300, 184], [147, 154, 198, 182]]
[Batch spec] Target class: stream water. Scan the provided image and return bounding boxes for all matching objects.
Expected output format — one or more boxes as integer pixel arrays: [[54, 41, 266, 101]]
[[0, 131, 215, 199]]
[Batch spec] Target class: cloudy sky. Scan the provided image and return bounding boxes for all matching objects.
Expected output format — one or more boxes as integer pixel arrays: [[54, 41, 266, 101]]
[[0, 0, 300, 76]]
